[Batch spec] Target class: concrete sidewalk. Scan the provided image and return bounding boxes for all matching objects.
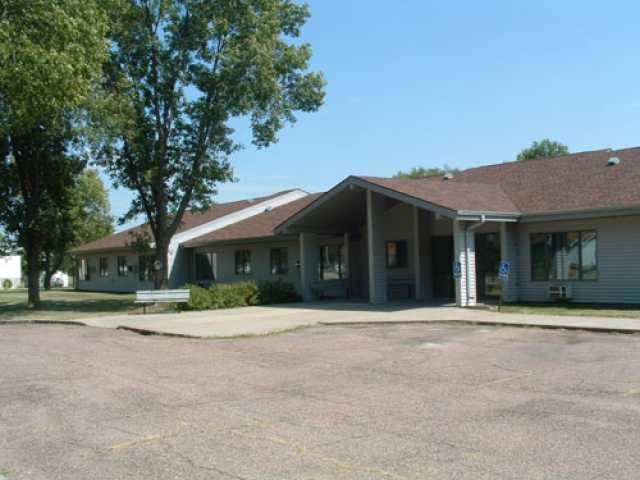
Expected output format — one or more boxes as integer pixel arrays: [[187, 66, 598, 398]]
[[76, 301, 640, 338]]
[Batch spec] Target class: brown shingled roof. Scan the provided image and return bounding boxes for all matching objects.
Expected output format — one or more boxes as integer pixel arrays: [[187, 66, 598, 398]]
[[355, 176, 520, 213], [183, 193, 323, 247], [72, 190, 296, 254], [452, 147, 640, 214], [358, 147, 640, 216]]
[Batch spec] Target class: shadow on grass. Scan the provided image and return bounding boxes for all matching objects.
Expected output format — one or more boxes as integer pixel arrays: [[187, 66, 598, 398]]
[[0, 290, 140, 320]]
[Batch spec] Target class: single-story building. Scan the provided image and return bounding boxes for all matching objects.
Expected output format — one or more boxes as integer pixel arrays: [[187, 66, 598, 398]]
[[73, 147, 640, 306]]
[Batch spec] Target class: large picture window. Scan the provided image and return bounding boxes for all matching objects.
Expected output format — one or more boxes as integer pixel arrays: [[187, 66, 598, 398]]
[[530, 231, 598, 281], [99, 257, 109, 277], [235, 250, 251, 275], [270, 248, 288, 275], [386, 240, 408, 268], [138, 255, 154, 282], [195, 252, 216, 281], [320, 244, 345, 280]]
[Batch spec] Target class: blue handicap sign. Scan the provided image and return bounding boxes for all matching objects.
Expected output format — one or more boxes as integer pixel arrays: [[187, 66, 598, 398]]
[[453, 261, 462, 279], [499, 261, 510, 280]]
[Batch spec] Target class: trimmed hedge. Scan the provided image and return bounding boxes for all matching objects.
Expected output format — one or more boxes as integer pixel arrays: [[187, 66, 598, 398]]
[[182, 279, 299, 311]]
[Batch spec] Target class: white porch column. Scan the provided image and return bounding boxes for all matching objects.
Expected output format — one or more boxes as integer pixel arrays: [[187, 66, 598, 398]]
[[299, 232, 319, 302], [412, 206, 423, 300], [366, 190, 387, 304], [453, 220, 477, 307], [500, 222, 519, 302]]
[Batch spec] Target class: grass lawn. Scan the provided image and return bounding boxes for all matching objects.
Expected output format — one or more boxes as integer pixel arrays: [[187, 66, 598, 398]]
[[499, 302, 640, 319], [0, 288, 175, 322]]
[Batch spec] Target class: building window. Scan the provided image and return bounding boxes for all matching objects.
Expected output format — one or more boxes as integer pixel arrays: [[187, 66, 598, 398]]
[[386, 240, 408, 268], [195, 252, 216, 281], [270, 248, 288, 275], [78, 258, 90, 281], [99, 257, 109, 277], [319, 244, 345, 280], [117, 256, 128, 277], [235, 250, 251, 275], [138, 255, 154, 282], [530, 231, 598, 281]]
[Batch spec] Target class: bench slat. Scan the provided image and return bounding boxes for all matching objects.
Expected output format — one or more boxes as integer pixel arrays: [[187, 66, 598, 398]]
[[135, 289, 190, 304]]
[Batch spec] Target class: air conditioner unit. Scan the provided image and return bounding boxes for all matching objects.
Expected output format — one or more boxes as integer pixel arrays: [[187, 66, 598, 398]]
[[548, 284, 572, 301]]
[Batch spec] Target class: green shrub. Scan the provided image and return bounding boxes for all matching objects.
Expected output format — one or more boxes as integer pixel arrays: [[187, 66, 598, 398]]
[[184, 284, 214, 310], [182, 280, 299, 311], [2, 279, 12, 290], [258, 279, 300, 304]]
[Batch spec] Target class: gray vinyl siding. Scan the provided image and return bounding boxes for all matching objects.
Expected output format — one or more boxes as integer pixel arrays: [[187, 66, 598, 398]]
[[76, 253, 154, 293], [192, 239, 302, 291], [516, 215, 640, 304]]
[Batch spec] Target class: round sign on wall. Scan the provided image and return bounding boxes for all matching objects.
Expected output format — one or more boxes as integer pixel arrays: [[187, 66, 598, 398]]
[[153, 260, 162, 271]]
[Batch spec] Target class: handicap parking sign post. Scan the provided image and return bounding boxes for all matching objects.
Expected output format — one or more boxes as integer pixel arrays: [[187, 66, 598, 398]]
[[453, 261, 462, 279], [499, 261, 510, 281], [498, 261, 510, 310]]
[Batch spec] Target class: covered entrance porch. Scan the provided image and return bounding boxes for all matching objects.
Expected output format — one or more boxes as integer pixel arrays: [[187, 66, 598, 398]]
[[276, 176, 520, 307]]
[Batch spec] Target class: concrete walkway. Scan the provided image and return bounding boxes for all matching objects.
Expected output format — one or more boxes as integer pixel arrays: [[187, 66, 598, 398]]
[[76, 301, 640, 338]]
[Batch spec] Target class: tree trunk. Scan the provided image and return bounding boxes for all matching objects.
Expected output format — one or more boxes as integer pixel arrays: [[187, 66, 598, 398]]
[[43, 252, 52, 290], [26, 238, 41, 308], [153, 238, 170, 290]]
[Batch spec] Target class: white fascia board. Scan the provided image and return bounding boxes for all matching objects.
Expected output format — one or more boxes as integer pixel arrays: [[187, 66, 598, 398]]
[[170, 189, 309, 249], [456, 211, 521, 222]]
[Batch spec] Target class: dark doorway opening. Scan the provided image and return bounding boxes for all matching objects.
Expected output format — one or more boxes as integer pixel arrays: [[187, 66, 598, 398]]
[[475, 232, 501, 300], [432, 236, 454, 299]]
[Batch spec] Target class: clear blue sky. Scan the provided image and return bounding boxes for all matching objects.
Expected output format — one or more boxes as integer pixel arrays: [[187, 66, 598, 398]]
[[108, 0, 640, 230]]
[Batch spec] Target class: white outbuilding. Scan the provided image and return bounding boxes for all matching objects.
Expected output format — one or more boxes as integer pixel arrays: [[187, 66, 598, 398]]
[[0, 255, 22, 289]]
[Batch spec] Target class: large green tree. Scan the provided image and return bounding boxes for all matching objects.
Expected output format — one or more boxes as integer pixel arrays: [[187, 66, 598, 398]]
[[97, 0, 325, 288], [41, 169, 114, 289], [516, 139, 569, 161], [0, 0, 109, 306]]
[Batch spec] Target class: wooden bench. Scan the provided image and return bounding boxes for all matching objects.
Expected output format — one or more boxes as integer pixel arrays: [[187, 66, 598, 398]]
[[387, 277, 415, 300], [135, 289, 191, 314]]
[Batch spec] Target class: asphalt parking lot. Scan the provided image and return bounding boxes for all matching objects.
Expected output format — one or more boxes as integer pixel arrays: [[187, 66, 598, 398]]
[[1, 323, 639, 480]]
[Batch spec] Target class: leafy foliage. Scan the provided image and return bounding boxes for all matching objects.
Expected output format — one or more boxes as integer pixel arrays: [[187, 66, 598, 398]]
[[182, 280, 299, 311], [394, 165, 458, 179], [516, 139, 569, 161], [96, 0, 325, 288], [0, 0, 109, 132]]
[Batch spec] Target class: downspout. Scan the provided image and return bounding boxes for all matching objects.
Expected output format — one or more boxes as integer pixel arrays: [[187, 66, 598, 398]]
[[463, 214, 486, 306]]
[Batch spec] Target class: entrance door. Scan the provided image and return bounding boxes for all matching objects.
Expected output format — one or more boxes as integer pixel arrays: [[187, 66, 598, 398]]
[[432, 236, 454, 299], [475, 233, 501, 300]]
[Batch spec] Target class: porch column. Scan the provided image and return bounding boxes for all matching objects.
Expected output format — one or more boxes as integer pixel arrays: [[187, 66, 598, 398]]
[[343, 232, 350, 279], [299, 232, 319, 302], [366, 190, 387, 304], [453, 220, 477, 307], [500, 222, 519, 302], [412, 206, 423, 300]]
